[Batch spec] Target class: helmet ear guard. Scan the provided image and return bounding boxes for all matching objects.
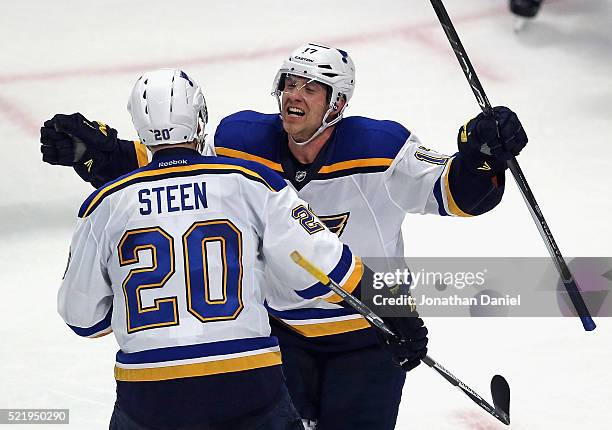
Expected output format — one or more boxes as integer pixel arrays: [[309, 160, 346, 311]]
[[271, 43, 355, 145], [127, 68, 208, 148]]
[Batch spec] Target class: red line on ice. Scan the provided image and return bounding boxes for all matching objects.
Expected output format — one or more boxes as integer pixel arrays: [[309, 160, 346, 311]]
[[0, 5, 509, 137], [0, 93, 41, 136], [0, 5, 507, 85]]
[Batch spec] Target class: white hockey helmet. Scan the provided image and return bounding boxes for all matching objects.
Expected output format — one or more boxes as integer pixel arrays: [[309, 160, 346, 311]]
[[271, 43, 356, 145], [127, 68, 208, 147]]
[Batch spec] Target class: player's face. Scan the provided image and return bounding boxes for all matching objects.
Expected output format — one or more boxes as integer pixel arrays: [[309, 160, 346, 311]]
[[280, 75, 329, 143]]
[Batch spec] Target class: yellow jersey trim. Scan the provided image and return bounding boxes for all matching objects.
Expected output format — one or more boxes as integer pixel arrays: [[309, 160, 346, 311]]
[[82, 163, 276, 217], [318, 158, 393, 174], [443, 159, 473, 218], [92, 328, 113, 338], [325, 257, 363, 304], [134, 141, 149, 167], [285, 317, 371, 337], [216, 147, 283, 172], [114, 351, 282, 382]]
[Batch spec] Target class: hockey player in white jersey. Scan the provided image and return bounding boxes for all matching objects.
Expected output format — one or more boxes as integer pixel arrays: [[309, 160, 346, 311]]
[[57, 68, 428, 430], [43, 44, 526, 429]]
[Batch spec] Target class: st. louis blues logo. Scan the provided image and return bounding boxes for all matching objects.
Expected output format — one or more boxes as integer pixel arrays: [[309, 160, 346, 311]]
[[317, 211, 350, 237]]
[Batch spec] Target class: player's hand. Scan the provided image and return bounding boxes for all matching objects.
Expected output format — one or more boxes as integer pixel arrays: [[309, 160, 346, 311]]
[[40, 112, 118, 166], [378, 315, 428, 372], [457, 106, 527, 175]]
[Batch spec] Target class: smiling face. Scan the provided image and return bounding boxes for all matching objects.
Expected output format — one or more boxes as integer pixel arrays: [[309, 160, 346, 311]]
[[280, 74, 331, 143]]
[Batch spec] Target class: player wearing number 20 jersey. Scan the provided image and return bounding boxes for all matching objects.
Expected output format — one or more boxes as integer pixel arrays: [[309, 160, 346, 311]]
[[57, 69, 366, 430], [58, 148, 363, 429]]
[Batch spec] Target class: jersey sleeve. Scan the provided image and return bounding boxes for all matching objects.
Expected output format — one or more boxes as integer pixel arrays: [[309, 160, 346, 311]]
[[261, 187, 370, 338], [445, 154, 505, 216], [384, 134, 504, 217], [57, 214, 113, 338], [74, 139, 148, 188], [383, 133, 453, 215]]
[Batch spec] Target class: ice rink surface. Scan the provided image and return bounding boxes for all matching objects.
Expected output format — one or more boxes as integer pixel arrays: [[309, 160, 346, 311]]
[[1, 0, 610, 428]]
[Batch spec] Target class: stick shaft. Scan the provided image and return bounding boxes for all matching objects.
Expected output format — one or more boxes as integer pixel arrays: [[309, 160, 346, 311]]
[[429, 0, 595, 331]]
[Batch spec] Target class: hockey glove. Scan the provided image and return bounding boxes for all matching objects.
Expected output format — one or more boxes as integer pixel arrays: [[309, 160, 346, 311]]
[[378, 314, 428, 372], [457, 106, 528, 176], [40, 112, 142, 188], [40, 112, 118, 165]]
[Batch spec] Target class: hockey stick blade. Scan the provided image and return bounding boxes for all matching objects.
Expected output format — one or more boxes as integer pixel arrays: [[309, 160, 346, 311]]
[[423, 356, 510, 426], [291, 250, 511, 426], [491, 374, 511, 423]]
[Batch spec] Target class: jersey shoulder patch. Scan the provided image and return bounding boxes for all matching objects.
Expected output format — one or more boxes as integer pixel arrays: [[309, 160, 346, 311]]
[[214, 111, 284, 172]]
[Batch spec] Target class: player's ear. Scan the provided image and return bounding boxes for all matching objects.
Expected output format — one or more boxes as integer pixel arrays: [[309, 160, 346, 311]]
[[329, 95, 347, 121], [335, 95, 347, 111]]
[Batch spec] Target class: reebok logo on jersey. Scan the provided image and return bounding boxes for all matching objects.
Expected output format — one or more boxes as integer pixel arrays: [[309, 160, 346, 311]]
[[84, 159, 94, 172], [158, 159, 188, 168]]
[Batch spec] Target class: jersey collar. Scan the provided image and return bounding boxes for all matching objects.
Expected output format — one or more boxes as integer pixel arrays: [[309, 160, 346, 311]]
[[280, 128, 337, 190]]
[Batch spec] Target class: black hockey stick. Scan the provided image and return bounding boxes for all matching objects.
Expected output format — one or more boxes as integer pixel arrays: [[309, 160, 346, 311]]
[[429, 0, 596, 331], [290, 251, 511, 426]]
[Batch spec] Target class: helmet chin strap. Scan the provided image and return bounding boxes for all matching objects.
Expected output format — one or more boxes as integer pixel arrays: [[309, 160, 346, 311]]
[[273, 87, 347, 146], [195, 114, 207, 153], [282, 101, 347, 147]]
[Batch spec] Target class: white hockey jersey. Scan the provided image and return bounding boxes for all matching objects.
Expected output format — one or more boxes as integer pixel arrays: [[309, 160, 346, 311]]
[[58, 147, 363, 383]]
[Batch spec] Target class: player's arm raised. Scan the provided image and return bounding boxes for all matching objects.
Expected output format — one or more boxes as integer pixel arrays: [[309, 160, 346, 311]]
[[40, 112, 148, 188], [384, 106, 527, 217]]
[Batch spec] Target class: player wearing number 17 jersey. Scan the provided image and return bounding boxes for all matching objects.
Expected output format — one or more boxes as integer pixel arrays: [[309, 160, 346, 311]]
[[58, 69, 388, 430]]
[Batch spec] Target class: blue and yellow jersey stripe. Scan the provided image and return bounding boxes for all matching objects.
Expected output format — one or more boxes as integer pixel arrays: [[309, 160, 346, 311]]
[[294, 245, 358, 300], [78, 159, 287, 218], [66, 308, 113, 338], [324, 256, 363, 304], [114, 337, 282, 382], [268, 306, 370, 338], [215, 147, 283, 172], [433, 158, 473, 218], [316, 158, 394, 178], [213, 112, 411, 181], [266, 246, 369, 338], [216, 145, 395, 179], [275, 315, 370, 337]]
